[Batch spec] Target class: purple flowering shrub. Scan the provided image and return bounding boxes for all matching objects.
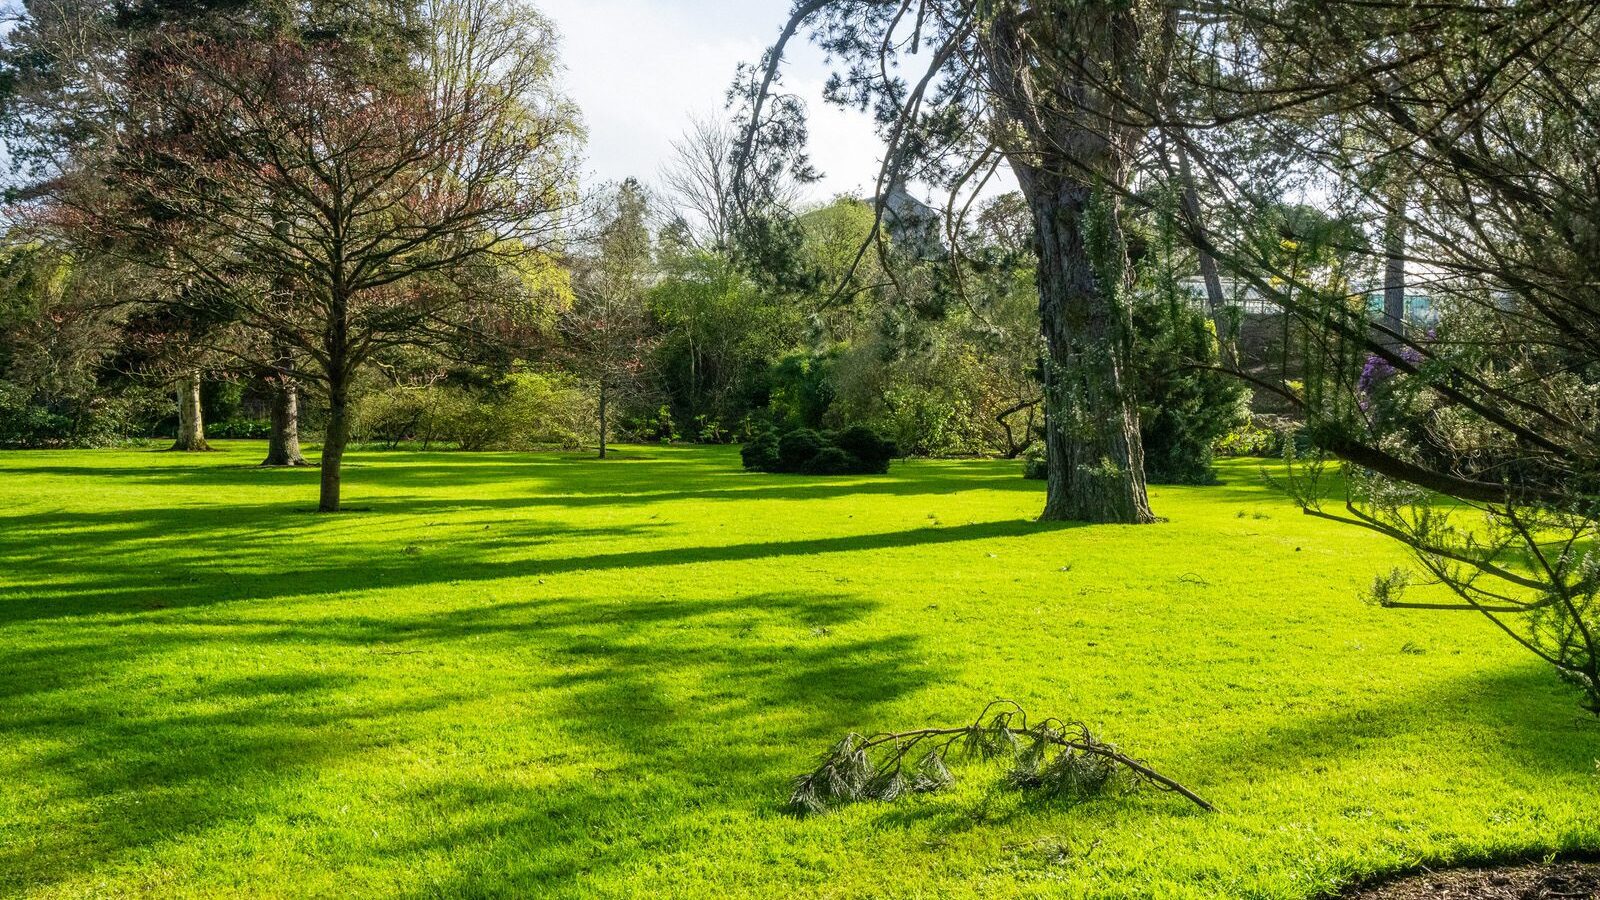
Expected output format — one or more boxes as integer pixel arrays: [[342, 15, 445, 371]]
[[1356, 335, 1429, 411]]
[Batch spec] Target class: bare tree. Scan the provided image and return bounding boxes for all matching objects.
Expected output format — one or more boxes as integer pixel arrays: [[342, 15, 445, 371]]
[[561, 179, 659, 459], [661, 115, 741, 255]]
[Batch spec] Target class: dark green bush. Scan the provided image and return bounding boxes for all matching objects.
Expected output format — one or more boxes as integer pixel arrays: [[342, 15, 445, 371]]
[[832, 425, 897, 474], [777, 428, 825, 471], [0, 397, 70, 446], [742, 424, 897, 475], [803, 446, 854, 475], [740, 429, 780, 471], [1130, 291, 1249, 484], [0, 381, 151, 448]]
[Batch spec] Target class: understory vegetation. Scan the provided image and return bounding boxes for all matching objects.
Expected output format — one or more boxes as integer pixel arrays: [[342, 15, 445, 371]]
[[740, 424, 898, 475]]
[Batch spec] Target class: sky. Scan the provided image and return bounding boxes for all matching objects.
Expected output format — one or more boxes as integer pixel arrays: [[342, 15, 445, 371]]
[[538, 0, 893, 204]]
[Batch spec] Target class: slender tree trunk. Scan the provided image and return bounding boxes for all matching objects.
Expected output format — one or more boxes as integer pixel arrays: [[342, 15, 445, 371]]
[[1025, 175, 1155, 525], [261, 360, 308, 467], [1381, 181, 1408, 346], [597, 382, 609, 459], [262, 215, 309, 467], [319, 369, 349, 512], [1174, 140, 1235, 367], [170, 371, 211, 451], [319, 284, 352, 512]]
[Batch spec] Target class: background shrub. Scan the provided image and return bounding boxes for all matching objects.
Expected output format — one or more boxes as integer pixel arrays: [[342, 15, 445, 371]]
[[1215, 419, 1279, 457], [832, 425, 896, 474], [0, 380, 158, 448], [740, 429, 780, 471], [744, 424, 897, 476], [1131, 295, 1250, 485], [207, 420, 272, 439], [352, 372, 594, 451], [776, 428, 825, 472], [1021, 444, 1047, 480], [351, 386, 431, 449]]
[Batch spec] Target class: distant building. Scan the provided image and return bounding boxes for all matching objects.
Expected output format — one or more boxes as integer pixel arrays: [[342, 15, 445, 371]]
[[1177, 276, 1437, 326], [878, 181, 945, 261]]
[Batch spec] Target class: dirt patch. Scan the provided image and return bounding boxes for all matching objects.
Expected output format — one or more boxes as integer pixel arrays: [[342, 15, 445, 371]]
[[1343, 862, 1600, 899]]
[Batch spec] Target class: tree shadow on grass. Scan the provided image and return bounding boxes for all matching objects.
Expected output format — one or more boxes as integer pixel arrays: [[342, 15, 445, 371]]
[[378, 649, 1597, 895], [4, 446, 1044, 509], [317, 593, 929, 898], [0, 588, 929, 897], [0, 505, 1077, 624], [1182, 664, 1600, 782], [853, 663, 1599, 846], [0, 660, 463, 895]]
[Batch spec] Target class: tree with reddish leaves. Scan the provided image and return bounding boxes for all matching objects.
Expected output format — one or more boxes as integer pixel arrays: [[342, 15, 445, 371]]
[[31, 0, 580, 510]]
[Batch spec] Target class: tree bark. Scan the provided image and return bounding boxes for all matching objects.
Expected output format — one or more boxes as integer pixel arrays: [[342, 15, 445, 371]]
[[1380, 181, 1408, 346], [1025, 176, 1155, 524], [319, 370, 349, 512], [597, 383, 609, 459], [1174, 140, 1235, 367], [261, 362, 309, 467], [262, 215, 309, 467], [170, 371, 211, 451]]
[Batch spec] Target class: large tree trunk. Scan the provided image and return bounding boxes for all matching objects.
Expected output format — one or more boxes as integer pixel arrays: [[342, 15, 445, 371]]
[[319, 369, 349, 512], [975, 0, 1162, 524], [170, 371, 211, 452], [261, 363, 309, 467], [597, 383, 609, 459], [1026, 175, 1155, 525]]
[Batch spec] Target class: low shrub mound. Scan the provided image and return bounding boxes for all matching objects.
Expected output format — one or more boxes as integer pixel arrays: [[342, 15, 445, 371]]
[[739, 429, 780, 471], [742, 424, 896, 475], [777, 428, 826, 472]]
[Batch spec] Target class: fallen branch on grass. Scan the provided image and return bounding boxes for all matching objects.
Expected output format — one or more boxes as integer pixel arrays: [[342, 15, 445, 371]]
[[787, 700, 1214, 815]]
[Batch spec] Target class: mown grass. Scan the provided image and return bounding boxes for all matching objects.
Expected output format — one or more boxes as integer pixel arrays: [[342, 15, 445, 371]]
[[0, 443, 1596, 899]]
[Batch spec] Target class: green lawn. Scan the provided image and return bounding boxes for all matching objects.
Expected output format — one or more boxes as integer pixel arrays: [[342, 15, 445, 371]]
[[1, 443, 1596, 898]]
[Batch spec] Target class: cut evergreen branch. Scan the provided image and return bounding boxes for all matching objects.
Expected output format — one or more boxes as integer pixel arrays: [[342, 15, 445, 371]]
[[787, 700, 1214, 816]]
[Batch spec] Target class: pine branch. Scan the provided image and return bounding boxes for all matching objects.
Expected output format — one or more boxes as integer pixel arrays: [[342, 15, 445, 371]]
[[786, 700, 1214, 816]]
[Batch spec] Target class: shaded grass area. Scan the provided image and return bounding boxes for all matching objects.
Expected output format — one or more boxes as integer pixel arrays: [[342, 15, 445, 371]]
[[0, 443, 1596, 898]]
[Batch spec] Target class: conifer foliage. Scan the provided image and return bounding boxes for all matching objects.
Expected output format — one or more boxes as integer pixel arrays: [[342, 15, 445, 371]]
[[787, 701, 1213, 815]]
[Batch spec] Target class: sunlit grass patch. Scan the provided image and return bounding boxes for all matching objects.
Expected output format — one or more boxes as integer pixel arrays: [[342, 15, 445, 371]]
[[0, 443, 1595, 898]]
